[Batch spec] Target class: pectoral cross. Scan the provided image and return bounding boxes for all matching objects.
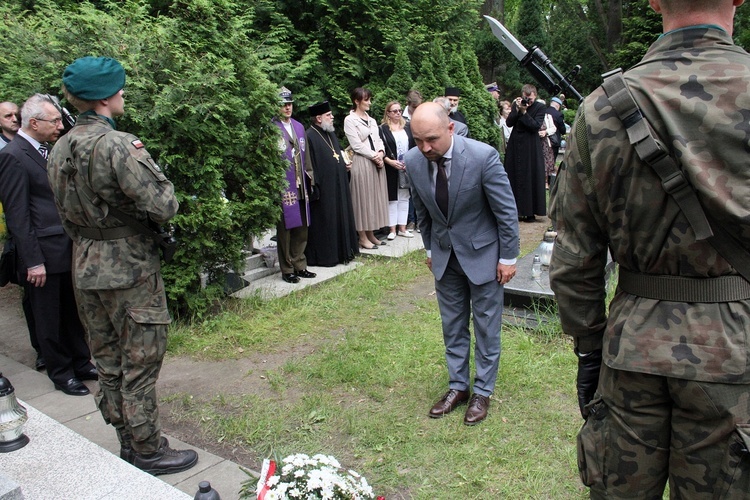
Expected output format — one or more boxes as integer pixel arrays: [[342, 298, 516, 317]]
[[333, 151, 340, 161]]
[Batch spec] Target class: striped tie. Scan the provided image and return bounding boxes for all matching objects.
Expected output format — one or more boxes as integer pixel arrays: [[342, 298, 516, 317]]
[[38, 143, 49, 160]]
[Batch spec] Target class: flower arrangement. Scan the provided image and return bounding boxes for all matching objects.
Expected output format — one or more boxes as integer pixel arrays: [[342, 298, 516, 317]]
[[255, 453, 383, 500]]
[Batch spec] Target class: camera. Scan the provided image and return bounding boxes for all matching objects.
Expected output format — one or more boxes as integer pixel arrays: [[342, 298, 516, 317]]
[[520, 97, 531, 107]]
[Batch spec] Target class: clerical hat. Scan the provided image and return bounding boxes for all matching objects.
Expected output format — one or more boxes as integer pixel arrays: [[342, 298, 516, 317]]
[[308, 101, 331, 117], [445, 87, 461, 97]]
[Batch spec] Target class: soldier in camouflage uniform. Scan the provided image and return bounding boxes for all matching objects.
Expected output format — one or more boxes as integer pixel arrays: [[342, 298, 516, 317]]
[[47, 56, 198, 475], [549, 0, 750, 498]]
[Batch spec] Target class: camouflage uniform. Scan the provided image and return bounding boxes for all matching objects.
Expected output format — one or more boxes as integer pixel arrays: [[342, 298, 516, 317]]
[[550, 27, 750, 498], [47, 113, 178, 454]]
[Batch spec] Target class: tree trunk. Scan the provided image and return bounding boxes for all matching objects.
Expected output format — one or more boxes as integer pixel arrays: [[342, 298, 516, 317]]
[[481, 0, 504, 20]]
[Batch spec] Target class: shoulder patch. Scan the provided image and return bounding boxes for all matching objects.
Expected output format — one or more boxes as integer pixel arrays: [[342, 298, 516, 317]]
[[131, 139, 145, 149]]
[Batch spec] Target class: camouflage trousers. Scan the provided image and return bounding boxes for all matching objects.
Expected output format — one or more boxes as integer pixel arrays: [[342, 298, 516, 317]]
[[74, 272, 172, 455], [578, 364, 750, 499]]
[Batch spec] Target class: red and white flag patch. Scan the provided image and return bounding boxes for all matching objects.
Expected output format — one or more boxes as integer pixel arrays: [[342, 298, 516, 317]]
[[131, 139, 145, 149]]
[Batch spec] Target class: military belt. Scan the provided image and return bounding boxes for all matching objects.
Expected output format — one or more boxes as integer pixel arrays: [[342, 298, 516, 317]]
[[74, 225, 140, 240], [618, 268, 750, 302]]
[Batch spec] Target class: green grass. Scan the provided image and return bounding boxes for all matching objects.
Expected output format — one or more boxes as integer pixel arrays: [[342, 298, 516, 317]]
[[163, 251, 588, 499]]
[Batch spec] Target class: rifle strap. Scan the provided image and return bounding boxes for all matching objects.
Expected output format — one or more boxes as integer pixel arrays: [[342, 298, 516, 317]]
[[601, 69, 750, 285]]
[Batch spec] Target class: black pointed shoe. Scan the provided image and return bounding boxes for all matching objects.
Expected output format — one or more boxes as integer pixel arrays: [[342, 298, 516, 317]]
[[54, 378, 90, 396]]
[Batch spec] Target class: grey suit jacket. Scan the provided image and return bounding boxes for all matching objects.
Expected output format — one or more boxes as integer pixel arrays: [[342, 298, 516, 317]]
[[0, 135, 72, 273], [406, 135, 519, 285]]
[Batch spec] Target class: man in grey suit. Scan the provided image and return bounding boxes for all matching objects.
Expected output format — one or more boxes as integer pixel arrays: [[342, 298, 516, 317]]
[[0, 94, 95, 396], [406, 102, 519, 425]]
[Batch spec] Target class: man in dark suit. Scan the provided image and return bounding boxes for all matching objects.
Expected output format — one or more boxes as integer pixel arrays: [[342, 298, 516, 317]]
[[0, 94, 95, 396], [405, 102, 519, 425]]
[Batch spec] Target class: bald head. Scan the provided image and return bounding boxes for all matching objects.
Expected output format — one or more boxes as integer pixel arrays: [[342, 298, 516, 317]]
[[413, 102, 451, 128], [410, 102, 454, 161], [0, 102, 20, 139]]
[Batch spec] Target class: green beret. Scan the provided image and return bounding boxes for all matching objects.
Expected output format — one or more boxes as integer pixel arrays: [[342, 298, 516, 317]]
[[63, 56, 126, 100]]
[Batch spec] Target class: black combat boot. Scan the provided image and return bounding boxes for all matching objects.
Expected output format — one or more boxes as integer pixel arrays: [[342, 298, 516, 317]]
[[120, 437, 169, 464], [132, 441, 198, 475]]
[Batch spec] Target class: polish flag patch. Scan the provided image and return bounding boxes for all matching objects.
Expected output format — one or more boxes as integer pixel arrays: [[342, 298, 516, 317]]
[[131, 139, 144, 149]]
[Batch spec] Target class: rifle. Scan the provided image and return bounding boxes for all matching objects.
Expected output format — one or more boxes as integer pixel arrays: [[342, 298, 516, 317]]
[[45, 94, 76, 134], [484, 16, 583, 103]]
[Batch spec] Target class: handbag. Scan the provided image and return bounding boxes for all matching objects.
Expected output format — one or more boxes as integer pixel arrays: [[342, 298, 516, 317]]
[[0, 238, 19, 287]]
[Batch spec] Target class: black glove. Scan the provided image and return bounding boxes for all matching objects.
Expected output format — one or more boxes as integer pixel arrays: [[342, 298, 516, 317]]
[[575, 348, 602, 419]]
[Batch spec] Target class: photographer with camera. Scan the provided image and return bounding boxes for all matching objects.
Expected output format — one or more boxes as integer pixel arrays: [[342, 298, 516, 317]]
[[47, 56, 198, 475], [504, 84, 547, 222]]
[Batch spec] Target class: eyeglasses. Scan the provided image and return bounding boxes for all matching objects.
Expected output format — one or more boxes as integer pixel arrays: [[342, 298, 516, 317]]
[[35, 117, 63, 125], [388, 109, 402, 114]]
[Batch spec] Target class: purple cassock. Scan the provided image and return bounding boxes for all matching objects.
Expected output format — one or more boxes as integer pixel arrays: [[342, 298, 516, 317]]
[[273, 117, 311, 229]]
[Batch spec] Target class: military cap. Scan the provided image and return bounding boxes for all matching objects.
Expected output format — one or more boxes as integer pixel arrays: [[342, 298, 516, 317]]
[[279, 86, 294, 104], [485, 82, 499, 92], [63, 56, 126, 100], [308, 101, 331, 117]]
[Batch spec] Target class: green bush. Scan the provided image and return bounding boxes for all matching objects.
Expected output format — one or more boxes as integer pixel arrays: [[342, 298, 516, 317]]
[[0, 0, 287, 318]]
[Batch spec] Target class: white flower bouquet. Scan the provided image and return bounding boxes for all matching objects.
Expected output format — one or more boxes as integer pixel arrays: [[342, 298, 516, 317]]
[[256, 453, 383, 500]]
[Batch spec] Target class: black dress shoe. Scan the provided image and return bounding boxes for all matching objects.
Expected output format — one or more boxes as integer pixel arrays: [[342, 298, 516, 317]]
[[76, 366, 99, 381], [428, 389, 470, 418], [54, 378, 90, 396], [35, 355, 46, 371], [282, 273, 300, 283], [296, 269, 317, 279]]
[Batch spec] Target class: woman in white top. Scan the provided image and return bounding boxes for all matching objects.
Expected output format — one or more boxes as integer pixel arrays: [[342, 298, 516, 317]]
[[379, 101, 416, 240]]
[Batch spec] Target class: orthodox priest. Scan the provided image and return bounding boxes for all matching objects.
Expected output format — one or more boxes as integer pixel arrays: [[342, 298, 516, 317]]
[[304, 101, 359, 267], [272, 87, 316, 283]]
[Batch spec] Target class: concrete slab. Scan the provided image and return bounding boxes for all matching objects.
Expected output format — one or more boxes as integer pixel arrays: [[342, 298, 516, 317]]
[[234, 229, 425, 300], [0, 475, 22, 500], [233, 260, 362, 300], [363, 232, 424, 258], [65, 412, 121, 456], [0, 356, 31, 379], [24, 386, 99, 424], [0, 403, 191, 500], [0, 367, 52, 401], [175, 461, 252, 500]]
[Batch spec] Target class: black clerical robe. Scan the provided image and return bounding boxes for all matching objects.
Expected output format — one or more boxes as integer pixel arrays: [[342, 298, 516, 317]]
[[304, 125, 359, 266], [504, 100, 547, 218]]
